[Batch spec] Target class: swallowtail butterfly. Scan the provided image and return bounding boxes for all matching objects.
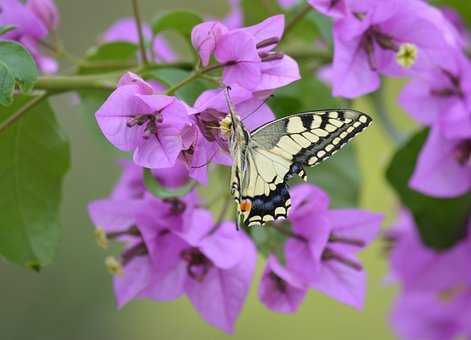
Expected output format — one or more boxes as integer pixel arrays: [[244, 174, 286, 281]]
[[222, 89, 372, 227]]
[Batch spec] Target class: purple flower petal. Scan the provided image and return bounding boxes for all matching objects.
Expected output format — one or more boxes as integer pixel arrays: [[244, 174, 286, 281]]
[[111, 160, 145, 200], [102, 17, 151, 43], [331, 32, 380, 98], [27, 0, 59, 31], [241, 15, 285, 49], [185, 233, 256, 333], [308, 0, 348, 19], [133, 126, 183, 168], [114, 255, 152, 308], [325, 209, 382, 254], [255, 55, 301, 92], [87, 198, 143, 233], [200, 221, 245, 269], [310, 256, 366, 309], [214, 31, 261, 89], [0, 0, 48, 40], [259, 256, 308, 313], [409, 125, 471, 197], [191, 21, 228, 66]]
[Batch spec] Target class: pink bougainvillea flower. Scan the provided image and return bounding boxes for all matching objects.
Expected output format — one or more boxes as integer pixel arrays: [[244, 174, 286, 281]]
[[387, 210, 471, 293], [0, 0, 47, 40], [309, 208, 382, 309], [137, 209, 256, 333], [0, 0, 59, 73], [214, 30, 262, 89], [102, 17, 177, 62], [192, 15, 299, 91], [409, 125, 471, 198], [95, 72, 194, 169], [259, 255, 308, 313], [27, 0, 59, 31], [191, 21, 228, 66], [279, 184, 382, 310], [391, 291, 471, 340], [400, 52, 471, 139], [308, 0, 348, 19], [330, 0, 460, 98], [88, 160, 201, 308]]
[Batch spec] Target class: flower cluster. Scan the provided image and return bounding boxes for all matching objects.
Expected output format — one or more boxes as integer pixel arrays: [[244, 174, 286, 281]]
[[310, 0, 471, 198], [85, 8, 387, 333], [191, 15, 300, 92], [0, 0, 60, 73], [88, 160, 382, 332], [313, 0, 461, 98], [259, 184, 382, 312], [387, 210, 471, 339]]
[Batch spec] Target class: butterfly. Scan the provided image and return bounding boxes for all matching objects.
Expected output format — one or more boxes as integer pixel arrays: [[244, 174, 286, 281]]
[[221, 88, 372, 227]]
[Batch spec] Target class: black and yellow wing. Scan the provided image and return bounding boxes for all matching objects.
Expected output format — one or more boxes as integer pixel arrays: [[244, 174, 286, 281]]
[[235, 109, 371, 227]]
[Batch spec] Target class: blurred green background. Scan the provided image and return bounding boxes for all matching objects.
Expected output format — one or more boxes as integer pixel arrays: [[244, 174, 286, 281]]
[[0, 1, 414, 339]]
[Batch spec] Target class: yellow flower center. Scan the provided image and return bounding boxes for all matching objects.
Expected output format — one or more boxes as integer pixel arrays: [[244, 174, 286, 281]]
[[105, 256, 124, 277], [94, 227, 108, 249], [396, 43, 418, 68], [219, 114, 232, 139]]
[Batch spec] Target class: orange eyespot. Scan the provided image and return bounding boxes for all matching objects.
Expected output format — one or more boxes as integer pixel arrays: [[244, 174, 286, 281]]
[[239, 199, 252, 213]]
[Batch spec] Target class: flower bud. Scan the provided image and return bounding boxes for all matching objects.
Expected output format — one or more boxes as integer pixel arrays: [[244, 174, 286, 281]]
[[94, 227, 108, 249], [105, 256, 124, 277]]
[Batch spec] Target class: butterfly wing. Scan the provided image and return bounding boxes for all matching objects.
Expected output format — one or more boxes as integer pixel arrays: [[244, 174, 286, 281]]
[[237, 109, 371, 226]]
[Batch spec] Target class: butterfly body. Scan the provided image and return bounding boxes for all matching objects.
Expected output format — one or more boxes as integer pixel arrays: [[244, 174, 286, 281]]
[[224, 90, 372, 227]]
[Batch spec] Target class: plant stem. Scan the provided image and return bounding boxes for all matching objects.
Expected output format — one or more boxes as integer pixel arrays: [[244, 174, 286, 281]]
[[369, 88, 403, 144], [35, 74, 117, 92], [131, 0, 149, 66], [165, 63, 225, 95], [284, 3, 312, 38], [208, 195, 233, 235], [0, 93, 48, 135], [288, 50, 332, 63]]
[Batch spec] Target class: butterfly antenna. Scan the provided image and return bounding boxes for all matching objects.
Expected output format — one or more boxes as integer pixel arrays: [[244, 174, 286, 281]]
[[241, 94, 274, 123], [224, 86, 237, 123], [190, 150, 219, 169]]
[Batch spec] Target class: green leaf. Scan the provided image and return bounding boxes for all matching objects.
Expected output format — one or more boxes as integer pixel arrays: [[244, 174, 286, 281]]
[[77, 89, 113, 144], [143, 168, 195, 199], [0, 61, 15, 106], [0, 40, 38, 92], [307, 144, 361, 208], [152, 10, 203, 41], [285, 6, 319, 42], [241, 0, 282, 26], [144, 67, 211, 104], [0, 95, 70, 269], [386, 129, 471, 250], [0, 25, 16, 36], [309, 11, 333, 47], [431, 0, 471, 26], [78, 42, 138, 75]]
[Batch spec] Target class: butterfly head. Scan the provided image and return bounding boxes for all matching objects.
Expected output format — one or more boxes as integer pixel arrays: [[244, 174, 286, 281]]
[[223, 87, 248, 146]]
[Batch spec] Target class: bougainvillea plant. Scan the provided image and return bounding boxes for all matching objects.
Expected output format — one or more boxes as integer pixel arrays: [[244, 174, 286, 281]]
[[1, 0, 470, 336]]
